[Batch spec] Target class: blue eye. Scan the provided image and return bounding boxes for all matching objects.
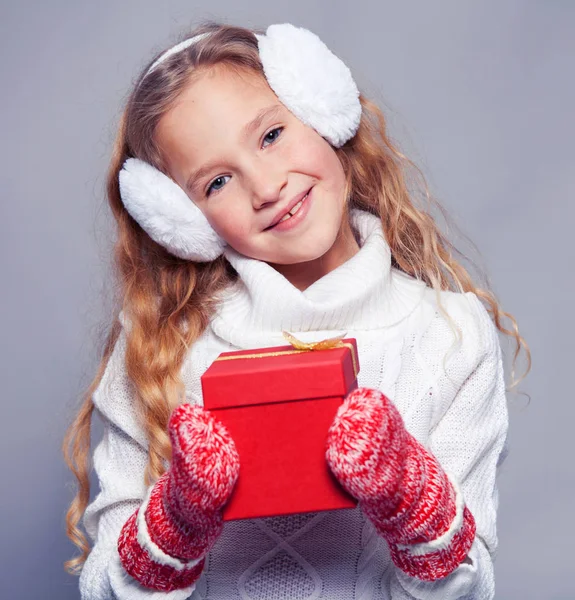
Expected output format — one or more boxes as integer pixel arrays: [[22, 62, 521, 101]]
[[263, 127, 283, 147], [206, 175, 230, 196]]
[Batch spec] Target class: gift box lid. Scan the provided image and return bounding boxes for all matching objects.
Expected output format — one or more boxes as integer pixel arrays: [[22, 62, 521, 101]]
[[202, 337, 359, 410]]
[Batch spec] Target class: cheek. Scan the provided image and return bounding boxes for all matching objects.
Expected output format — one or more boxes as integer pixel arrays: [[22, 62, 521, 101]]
[[208, 205, 251, 241], [294, 132, 344, 180]]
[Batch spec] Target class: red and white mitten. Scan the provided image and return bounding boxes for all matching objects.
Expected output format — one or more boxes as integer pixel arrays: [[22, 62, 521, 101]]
[[326, 387, 476, 581], [117, 404, 240, 591]]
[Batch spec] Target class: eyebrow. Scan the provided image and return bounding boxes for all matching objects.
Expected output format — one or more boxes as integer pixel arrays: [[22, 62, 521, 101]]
[[185, 104, 283, 193]]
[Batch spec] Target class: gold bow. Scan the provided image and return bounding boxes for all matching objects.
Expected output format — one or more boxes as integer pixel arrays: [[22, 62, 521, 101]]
[[281, 330, 348, 351], [282, 331, 358, 377]]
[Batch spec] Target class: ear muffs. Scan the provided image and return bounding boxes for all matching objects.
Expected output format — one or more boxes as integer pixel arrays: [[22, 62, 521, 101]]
[[119, 158, 226, 261], [256, 24, 361, 148]]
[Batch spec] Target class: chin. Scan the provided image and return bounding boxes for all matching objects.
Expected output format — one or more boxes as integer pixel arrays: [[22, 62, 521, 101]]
[[267, 238, 339, 265]]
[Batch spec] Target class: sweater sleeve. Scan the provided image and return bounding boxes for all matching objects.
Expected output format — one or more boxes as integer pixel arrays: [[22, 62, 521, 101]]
[[390, 292, 510, 600], [78, 324, 204, 600]]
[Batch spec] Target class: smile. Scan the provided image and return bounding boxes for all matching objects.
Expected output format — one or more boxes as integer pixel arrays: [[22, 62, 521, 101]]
[[268, 188, 313, 232]]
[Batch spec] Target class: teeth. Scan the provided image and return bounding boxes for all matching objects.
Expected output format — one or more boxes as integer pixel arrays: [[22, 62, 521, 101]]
[[277, 193, 308, 225]]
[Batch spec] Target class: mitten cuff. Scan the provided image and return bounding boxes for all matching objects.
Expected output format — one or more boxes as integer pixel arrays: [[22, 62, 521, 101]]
[[118, 509, 205, 592], [138, 473, 213, 567], [117, 476, 208, 592], [388, 503, 476, 581]]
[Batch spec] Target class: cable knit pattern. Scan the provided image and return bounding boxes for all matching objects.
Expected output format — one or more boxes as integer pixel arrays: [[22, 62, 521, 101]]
[[79, 210, 509, 600], [237, 514, 326, 600], [355, 517, 384, 600]]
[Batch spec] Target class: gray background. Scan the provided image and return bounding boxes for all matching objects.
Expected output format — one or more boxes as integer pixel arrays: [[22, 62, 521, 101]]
[[1, 1, 573, 598]]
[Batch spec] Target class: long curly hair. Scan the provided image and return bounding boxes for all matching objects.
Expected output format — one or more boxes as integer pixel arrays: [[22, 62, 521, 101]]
[[62, 21, 531, 575]]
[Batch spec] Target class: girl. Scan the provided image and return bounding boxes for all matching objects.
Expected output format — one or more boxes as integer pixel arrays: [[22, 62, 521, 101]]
[[63, 21, 530, 600]]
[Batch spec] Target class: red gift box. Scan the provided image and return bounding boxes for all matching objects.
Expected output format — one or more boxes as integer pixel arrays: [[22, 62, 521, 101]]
[[201, 334, 360, 520]]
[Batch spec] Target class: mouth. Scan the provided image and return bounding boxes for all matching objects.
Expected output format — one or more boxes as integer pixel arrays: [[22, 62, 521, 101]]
[[265, 188, 312, 231]]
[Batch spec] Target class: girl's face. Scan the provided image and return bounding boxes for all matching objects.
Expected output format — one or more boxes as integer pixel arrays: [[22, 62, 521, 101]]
[[156, 65, 359, 284]]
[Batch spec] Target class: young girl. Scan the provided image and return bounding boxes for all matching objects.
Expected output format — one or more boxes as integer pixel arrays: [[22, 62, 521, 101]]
[[63, 21, 530, 600]]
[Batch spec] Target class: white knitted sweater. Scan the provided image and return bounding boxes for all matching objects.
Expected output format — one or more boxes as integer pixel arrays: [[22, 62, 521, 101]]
[[79, 209, 509, 600]]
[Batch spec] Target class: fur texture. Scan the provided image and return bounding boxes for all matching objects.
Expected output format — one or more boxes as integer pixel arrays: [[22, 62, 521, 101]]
[[118, 158, 227, 262], [256, 23, 361, 148]]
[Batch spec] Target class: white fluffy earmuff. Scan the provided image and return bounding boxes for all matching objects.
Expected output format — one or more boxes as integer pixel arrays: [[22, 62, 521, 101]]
[[118, 23, 361, 262]]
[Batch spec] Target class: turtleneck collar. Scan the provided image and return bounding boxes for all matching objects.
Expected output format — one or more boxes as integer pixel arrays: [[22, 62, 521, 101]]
[[210, 209, 427, 349]]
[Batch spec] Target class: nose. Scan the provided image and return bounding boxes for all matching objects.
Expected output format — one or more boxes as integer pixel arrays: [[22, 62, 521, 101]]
[[248, 161, 287, 210]]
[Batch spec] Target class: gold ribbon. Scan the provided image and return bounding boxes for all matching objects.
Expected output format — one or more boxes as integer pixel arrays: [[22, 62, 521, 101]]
[[214, 331, 358, 378]]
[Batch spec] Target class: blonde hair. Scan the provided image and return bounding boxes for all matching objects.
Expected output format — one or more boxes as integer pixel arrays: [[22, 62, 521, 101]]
[[62, 20, 531, 575]]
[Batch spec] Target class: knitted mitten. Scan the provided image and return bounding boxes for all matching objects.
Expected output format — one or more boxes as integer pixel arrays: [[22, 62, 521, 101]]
[[326, 387, 476, 581], [117, 404, 240, 592]]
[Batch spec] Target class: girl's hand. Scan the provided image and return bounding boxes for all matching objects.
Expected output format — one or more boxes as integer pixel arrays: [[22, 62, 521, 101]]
[[325, 387, 476, 582], [167, 403, 240, 519], [117, 404, 240, 592], [325, 387, 408, 514]]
